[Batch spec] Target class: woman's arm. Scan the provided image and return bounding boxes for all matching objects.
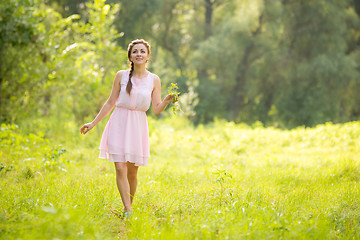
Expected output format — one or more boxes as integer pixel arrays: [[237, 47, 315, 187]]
[[80, 71, 123, 134], [151, 75, 175, 114]]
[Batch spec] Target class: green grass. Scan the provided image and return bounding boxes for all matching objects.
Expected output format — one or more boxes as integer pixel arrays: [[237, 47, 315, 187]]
[[1, 118, 359, 239]]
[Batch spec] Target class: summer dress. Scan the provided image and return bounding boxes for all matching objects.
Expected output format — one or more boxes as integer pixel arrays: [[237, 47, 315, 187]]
[[99, 69, 154, 166]]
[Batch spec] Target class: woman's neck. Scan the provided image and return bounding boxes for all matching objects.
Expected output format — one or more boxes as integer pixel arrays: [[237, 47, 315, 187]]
[[132, 65, 147, 77]]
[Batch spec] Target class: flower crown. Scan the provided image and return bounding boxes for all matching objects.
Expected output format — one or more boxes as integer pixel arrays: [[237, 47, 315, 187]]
[[127, 39, 151, 52]]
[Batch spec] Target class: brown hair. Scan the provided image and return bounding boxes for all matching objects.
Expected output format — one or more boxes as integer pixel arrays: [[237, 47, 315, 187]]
[[126, 39, 151, 95]]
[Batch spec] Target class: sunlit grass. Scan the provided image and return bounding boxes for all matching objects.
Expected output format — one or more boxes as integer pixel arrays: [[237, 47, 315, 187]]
[[1, 119, 359, 239]]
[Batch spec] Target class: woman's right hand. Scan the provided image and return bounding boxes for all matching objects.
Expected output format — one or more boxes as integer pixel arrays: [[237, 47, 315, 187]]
[[81, 122, 95, 135]]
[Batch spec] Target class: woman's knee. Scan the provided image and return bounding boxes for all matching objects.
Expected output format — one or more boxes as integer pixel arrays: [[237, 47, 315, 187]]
[[128, 171, 138, 180], [127, 165, 138, 179], [114, 162, 127, 175]]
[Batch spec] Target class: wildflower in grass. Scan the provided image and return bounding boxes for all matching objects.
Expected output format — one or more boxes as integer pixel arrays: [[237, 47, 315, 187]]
[[213, 169, 232, 206]]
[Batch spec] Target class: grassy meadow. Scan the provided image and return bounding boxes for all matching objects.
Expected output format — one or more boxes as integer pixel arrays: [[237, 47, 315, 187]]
[[1, 117, 359, 239]]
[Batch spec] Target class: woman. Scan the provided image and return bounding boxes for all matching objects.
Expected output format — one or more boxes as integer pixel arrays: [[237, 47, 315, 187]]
[[80, 39, 176, 215]]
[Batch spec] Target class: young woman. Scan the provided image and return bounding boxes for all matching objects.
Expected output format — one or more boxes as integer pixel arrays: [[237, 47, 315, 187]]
[[80, 39, 176, 215]]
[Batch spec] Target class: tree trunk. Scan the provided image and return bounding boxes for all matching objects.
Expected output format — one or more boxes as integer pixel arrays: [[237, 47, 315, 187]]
[[229, 46, 253, 120], [197, 0, 214, 81], [205, 0, 213, 38], [229, 14, 264, 120]]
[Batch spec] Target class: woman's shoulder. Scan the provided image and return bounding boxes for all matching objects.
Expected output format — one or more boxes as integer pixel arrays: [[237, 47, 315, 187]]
[[150, 72, 161, 89], [115, 70, 130, 84], [149, 71, 160, 82], [116, 69, 130, 76], [150, 72, 160, 87]]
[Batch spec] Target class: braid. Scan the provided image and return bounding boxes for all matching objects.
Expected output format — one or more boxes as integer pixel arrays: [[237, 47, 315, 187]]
[[126, 61, 134, 95]]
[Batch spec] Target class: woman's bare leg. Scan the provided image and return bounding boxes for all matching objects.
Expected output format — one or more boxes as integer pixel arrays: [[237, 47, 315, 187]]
[[126, 162, 139, 205], [114, 162, 131, 212]]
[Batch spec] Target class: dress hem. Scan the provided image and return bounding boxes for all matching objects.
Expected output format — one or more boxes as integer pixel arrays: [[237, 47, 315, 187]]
[[99, 149, 149, 166]]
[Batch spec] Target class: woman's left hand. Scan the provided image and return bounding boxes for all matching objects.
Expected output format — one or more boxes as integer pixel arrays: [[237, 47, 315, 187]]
[[163, 94, 178, 105]]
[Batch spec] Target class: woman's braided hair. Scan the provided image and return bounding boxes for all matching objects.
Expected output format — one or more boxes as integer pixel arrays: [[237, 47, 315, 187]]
[[126, 39, 151, 95]]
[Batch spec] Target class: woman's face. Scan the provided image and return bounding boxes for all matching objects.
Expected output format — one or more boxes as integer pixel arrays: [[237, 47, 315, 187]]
[[130, 43, 149, 65]]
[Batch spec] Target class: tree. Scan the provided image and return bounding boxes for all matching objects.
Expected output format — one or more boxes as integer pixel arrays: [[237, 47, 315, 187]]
[[1, 0, 127, 129], [0, 0, 38, 122]]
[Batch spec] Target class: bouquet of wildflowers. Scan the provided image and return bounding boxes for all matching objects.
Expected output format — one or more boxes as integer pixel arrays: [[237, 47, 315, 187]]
[[167, 83, 181, 115]]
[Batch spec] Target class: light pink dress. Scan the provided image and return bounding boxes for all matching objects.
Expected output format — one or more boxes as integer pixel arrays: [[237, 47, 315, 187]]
[[99, 69, 154, 166]]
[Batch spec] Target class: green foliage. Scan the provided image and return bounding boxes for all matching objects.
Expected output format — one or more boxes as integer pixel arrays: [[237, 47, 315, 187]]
[[271, 0, 360, 127], [42, 145, 68, 171], [0, 162, 14, 175], [0, 124, 48, 161], [0, 0, 40, 122], [214, 169, 232, 185], [0, 0, 36, 46], [1, 0, 126, 128], [1, 119, 359, 239], [2, 0, 360, 238], [213, 169, 233, 206], [3, 0, 360, 126], [0, 123, 69, 174], [190, 0, 360, 126]]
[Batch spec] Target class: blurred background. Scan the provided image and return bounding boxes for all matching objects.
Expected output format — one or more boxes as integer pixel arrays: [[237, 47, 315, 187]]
[[1, 0, 360, 132]]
